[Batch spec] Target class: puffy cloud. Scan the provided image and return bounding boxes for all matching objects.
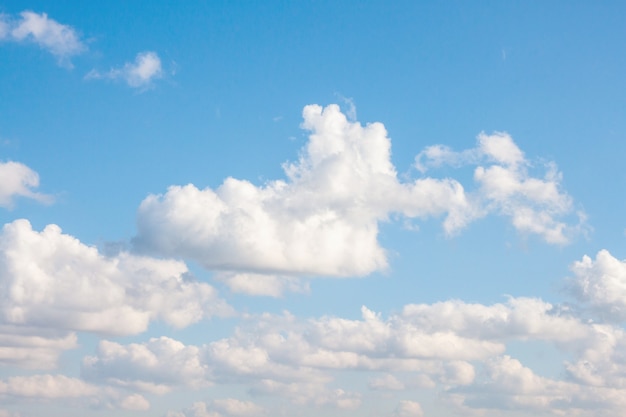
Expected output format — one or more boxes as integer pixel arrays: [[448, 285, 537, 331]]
[[134, 104, 580, 295], [166, 402, 222, 417], [70, 292, 626, 415], [212, 398, 265, 416], [416, 131, 580, 243], [0, 374, 98, 399], [568, 250, 626, 322], [0, 219, 231, 369], [82, 337, 209, 393], [0, 11, 85, 66], [0, 161, 52, 208], [450, 355, 626, 416], [393, 400, 423, 417], [118, 393, 150, 411], [86, 51, 163, 88]]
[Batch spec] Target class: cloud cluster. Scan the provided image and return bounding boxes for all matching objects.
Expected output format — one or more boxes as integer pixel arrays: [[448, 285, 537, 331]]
[[0, 11, 85, 66], [568, 250, 626, 322], [0, 161, 52, 208], [85, 51, 163, 89], [135, 104, 581, 295], [79, 294, 626, 415], [0, 219, 231, 369]]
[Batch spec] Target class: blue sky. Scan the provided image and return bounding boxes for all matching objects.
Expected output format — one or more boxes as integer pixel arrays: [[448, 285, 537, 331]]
[[1, 1, 626, 417]]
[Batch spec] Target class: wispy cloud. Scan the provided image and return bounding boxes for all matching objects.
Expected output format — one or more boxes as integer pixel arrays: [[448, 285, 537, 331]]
[[86, 51, 164, 89], [0, 11, 85, 67]]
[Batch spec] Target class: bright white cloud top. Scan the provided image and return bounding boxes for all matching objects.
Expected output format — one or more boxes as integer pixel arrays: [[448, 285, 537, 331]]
[[135, 104, 580, 295], [1, 3, 625, 417]]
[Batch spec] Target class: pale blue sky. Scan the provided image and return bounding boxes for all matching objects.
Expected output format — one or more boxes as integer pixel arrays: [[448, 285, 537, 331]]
[[1, 2, 626, 417]]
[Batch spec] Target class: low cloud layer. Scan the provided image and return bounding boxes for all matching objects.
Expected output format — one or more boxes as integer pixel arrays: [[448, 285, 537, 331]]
[[82, 293, 626, 416], [135, 104, 582, 295]]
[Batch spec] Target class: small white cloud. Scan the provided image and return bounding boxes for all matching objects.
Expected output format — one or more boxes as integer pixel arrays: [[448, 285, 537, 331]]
[[212, 398, 265, 416], [1, 11, 85, 66], [87, 51, 163, 89], [394, 400, 423, 417], [118, 393, 150, 411], [0, 161, 52, 208]]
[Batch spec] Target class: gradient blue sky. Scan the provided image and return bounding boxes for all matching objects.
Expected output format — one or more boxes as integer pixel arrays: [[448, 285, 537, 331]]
[[1, 2, 626, 417]]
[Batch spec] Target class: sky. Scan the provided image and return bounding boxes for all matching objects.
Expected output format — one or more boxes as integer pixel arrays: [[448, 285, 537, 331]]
[[1, 1, 626, 416]]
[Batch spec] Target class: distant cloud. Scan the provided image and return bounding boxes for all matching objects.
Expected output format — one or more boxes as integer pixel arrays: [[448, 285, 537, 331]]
[[0, 160, 52, 208], [394, 400, 424, 417], [0, 11, 85, 67], [134, 104, 582, 293], [93, 293, 626, 415], [86, 51, 164, 89]]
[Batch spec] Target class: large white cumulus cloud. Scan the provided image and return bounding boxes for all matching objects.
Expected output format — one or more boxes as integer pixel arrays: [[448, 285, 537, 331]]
[[0, 219, 231, 368], [135, 104, 579, 295]]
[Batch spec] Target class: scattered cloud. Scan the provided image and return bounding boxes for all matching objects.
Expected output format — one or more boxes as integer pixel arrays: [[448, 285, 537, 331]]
[[86, 51, 164, 89], [0, 11, 85, 66], [134, 104, 582, 294], [0, 161, 52, 208]]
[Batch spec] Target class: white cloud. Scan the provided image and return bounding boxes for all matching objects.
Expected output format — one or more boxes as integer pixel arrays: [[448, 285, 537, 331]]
[[0, 161, 52, 208], [0, 374, 98, 399], [167, 402, 222, 417], [118, 393, 150, 411], [568, 250, 626, 322], [450, 355, 626, 416], [369, 374, 405, 391], [212, 398, 265, 416], [135, 105, 580, 292], [416, 131, 580, 243], [71, 293, 626, 415], [1, 11, 85, 66], [393, 400, 423, 417], [86, 51, 163, 88], [82, 337, 209, 393], [0, 219, 231, 369]]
